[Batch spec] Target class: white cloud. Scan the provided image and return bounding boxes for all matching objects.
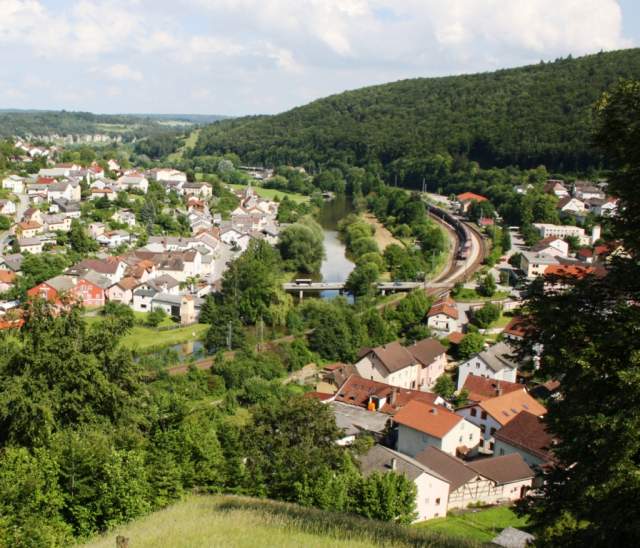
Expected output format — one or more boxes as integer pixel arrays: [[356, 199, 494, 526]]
[[100, 64, 143, 82], [0, 0, 633, 114]]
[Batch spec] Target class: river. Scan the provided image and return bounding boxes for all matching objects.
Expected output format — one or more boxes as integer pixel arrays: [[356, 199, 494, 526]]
[[317, 195, 355, 299]]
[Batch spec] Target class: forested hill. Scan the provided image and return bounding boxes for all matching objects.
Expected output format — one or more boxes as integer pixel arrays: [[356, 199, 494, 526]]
[[0, 110, 227, 139], [194, 48, 640, 174]]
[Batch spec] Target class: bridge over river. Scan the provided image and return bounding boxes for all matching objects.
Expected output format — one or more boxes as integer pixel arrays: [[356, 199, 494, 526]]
[[282, 280, 452, 299]]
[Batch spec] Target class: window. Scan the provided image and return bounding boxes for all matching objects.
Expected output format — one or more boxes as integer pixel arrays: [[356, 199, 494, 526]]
[[490, 427, 496, 436], [435, 498, 441, 505], [469, 434, 473, 441], [480, 424, 486, 434], [459, 436, 463, 442], [481, 411, 488, 420], [500, 448, 505, 456], [489, 442, 495, 451], [470, 408, 477, 417]]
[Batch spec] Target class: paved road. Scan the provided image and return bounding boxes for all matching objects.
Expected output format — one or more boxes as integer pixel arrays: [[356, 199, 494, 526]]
[[0, 193, 29, 255]]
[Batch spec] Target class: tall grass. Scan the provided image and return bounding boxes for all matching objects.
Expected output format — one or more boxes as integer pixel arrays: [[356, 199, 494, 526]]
[[83, 495, 479, 548]]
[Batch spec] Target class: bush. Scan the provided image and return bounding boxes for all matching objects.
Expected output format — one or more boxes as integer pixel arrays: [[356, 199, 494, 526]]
[[147, 308, 168, 327]]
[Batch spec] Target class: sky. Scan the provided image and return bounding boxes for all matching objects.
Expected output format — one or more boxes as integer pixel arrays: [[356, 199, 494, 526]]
[[0, 0, 638, 116]]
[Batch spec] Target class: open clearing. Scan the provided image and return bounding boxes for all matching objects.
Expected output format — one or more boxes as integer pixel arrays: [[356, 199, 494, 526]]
[[362, 212, 402, 250]]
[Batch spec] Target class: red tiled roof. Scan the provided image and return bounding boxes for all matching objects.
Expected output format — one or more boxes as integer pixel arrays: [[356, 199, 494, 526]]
[[462, 374, 523, 403], [428, 299, 459, 320], [393, 399, 462, 439], [544, 264, 595, 279], [334, 374, 438, 415], [457, 192, 487, 203], [478, 389, 547, 427], [493, 411, 555, 463], [502, 316, 534, 339], [304, 392, 333, 401], [0, 269, 16, 283]]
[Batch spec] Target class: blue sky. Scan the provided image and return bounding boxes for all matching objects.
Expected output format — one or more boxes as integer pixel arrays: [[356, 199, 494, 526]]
[[0, 0, 637, 116]]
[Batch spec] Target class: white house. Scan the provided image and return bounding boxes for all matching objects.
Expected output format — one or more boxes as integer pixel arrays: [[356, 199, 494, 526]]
[[544, 180, 569, 198], [529, 237, 569, 258], [18, 237, 44, 254], [456, 389, 546, 454], [556, 196, 586, 216], [117, 174, 149, 193], [149, 168, 187, 183], [182, 182, 213, 198], [113, 210, 136, 227], [47, 180, 81, 202], [359, 445, 451, 521], [427, 296, 460, 334], [42, 214, 72, 233], [0, 200, 17, 216], [2, 175, 25, 194], [355, 339, 447, 391], [457, 341, 518, 390], [518, 250, 561, 279], [393, 400, 481, 457]]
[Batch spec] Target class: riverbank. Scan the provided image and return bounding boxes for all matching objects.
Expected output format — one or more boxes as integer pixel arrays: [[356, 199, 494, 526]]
[[362, 212, 402, 250]]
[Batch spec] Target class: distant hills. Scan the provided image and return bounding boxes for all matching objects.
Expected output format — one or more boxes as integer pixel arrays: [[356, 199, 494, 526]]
[[0, 110, 228, 139], [194, 48, 640, 173]]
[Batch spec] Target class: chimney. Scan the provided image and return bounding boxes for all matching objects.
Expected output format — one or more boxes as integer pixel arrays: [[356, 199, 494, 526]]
[[430, 407, 437, 415], [496, 386, 503, 397], [390, 388, 398, 406], [390, 458, 397, 471]]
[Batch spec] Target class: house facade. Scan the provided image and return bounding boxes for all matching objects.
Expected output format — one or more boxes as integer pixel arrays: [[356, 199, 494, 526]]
[[457, 341, 518, 390], [359, 445, 451, 521], [456, 389, 547, 453], [394, 400, 481, 457]]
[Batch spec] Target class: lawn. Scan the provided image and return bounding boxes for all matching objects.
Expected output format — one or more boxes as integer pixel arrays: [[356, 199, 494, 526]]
[[452, 288, 510, 302], [416, 506, 529, 543], [122, 323, 208, 351]]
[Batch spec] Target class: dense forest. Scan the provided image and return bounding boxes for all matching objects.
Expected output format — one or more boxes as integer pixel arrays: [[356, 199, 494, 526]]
[[194, 49, 640, 179], [0, 110, 226, 139]]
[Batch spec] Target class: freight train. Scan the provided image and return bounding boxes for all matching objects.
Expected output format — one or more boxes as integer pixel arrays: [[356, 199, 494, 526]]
[[426, 203, 471, 261]]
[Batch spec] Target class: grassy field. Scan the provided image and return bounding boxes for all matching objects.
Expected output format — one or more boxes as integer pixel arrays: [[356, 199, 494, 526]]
[[83, 495, 477, 548], [452, 288, 510, 302], [167, 128, 201, 161], [122, 323, 208, 351], [226, 182, 310, 204], [416, 506, 529, 543], [83, 311, 205, 350]]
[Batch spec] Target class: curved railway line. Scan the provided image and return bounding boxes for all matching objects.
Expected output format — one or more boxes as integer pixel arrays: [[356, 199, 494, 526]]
[[426, 203, 486, 297]]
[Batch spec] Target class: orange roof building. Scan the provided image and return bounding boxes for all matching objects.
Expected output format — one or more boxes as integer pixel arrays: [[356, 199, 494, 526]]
[[457, 388, 547, 453], [393, 399, 482, 457]]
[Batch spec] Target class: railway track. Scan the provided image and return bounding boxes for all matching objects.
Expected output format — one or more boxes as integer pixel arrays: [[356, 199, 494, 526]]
[[426, 204, 486, 297]]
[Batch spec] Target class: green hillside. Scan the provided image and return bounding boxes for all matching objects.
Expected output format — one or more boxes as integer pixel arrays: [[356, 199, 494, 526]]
[[194, 49, 640, 174], [0, 110, 226, 139], [83, 495, 478, 548]]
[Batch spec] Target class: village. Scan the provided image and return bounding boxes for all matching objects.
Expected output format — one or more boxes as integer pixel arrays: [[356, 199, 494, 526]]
[[0, 142, 282, 325], [0, 139, 623, 538]]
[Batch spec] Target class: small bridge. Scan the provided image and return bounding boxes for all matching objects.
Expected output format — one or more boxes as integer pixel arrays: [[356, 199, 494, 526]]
[[282, 280, 425, 299]]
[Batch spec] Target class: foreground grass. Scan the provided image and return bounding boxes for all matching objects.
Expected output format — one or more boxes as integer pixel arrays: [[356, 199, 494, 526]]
[[416, 506, 528, 543], [83, 495, 478, 548], [123, 323, 208, 350]]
